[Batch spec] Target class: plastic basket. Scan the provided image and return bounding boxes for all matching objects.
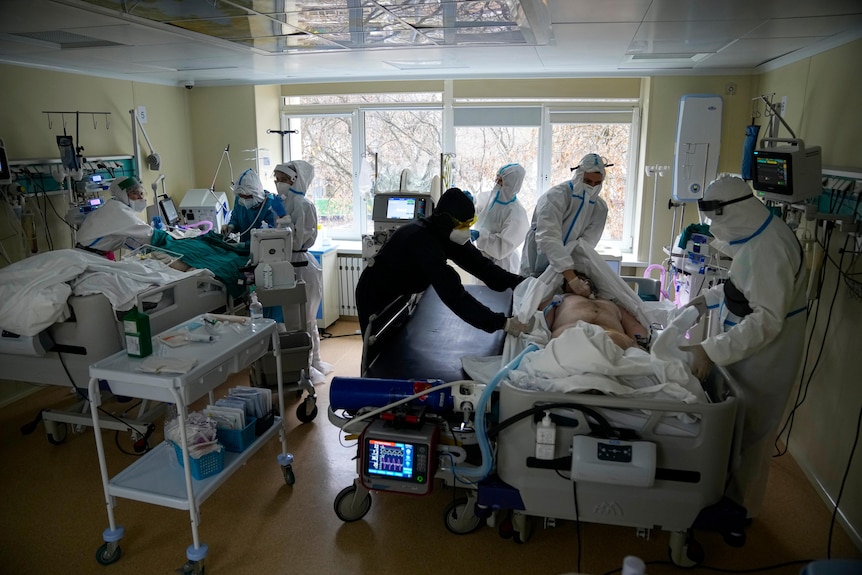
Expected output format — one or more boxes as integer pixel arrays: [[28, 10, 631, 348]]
[[255, 408, 276, 437], [172, 442, 224, 480], [217, 417, 257, 452]]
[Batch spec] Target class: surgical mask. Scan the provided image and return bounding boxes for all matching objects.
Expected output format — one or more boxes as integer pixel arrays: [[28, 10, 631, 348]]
[[275, 182, 293, 196], [449, 228, 471, 245], [582, 184, 600, 197], [238, 197, 258, 209], [130, 198, 147, 212]]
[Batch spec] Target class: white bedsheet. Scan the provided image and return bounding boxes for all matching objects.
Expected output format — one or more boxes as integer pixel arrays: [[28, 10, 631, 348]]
[[0, 249, 211, 336], [462, 243, 706, 413]]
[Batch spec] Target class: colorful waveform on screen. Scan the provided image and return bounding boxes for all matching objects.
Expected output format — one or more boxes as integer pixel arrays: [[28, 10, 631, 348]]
[[367, 439, 414, 478]]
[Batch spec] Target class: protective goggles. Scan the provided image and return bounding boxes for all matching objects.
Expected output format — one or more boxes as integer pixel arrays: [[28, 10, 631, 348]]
[[697, 193, 753, 215], [452, 215, 476, 230]]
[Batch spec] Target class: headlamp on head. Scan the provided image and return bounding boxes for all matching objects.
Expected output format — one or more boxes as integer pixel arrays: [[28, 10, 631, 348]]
[[697, 193, 753, 215]]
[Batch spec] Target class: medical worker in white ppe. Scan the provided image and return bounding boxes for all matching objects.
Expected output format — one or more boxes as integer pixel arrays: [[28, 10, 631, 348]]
[[683, 175, 807, 518], [520, 153, 609, 293], [471, 163, 530, 274], [273, 161, 333, 383], [76, 176, 153, 258]]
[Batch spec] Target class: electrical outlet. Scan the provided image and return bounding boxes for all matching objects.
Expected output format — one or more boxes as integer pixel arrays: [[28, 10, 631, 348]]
[[725, 82, 737, 96], [780, 96, 787, 115], [137, 106, 147, 124]]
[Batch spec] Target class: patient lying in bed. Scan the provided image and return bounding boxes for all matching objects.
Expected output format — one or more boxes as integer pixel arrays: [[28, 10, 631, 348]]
[[540, 271, 649, 350]]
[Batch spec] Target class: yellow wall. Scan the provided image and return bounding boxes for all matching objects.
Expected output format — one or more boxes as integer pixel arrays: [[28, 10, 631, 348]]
[[0, 64, 194, 261], [188, 86, 258, 206], [254, 84, 284, 184], [635, 74, 756, 265], [756, 37, 862, 546]]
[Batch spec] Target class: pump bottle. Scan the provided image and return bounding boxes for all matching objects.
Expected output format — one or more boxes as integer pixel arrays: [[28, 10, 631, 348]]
[[535, 411, 556, 460]]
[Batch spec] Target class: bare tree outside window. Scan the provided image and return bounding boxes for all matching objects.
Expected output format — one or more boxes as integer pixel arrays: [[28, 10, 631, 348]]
[[550, 123, 630, 242]]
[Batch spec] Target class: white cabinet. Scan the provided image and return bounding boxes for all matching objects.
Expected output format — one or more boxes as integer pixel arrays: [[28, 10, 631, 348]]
[[310, 244, 339, 329]]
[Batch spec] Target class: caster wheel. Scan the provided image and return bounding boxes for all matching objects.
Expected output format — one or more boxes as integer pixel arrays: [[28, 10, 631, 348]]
[[723, 530, 746, 547], [178, 559, 206, 574], [282, 464, 296, 485], [334, 485, 372, 522], [443, 497, 482, 534], [296, 401, 318, 423], [95, 542, 122, 565], [497, 512, 514, 539], [47, 422, 68, 445]]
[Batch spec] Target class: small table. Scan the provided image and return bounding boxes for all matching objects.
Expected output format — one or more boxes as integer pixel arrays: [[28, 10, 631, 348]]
[[87, 315, 292, 574]]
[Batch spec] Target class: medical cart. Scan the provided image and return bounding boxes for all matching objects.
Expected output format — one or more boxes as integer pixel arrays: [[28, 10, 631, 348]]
[[87, 315, 292, 574]]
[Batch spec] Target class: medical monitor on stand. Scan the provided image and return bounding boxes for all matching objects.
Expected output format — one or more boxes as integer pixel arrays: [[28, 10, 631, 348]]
[[752, 138, 822, 203], [159, 196, 181, 227], [363, 192, 433, 262]]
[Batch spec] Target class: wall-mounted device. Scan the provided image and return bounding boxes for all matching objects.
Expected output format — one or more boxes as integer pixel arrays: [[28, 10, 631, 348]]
[[672, 94, 723, 201], [752, 138, 822, 203], [360, 418, 438, 495], [0, 138, 12, 185]]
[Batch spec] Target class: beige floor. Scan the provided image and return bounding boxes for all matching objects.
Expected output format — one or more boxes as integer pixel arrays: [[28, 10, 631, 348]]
[[0, 318, 859, 575]]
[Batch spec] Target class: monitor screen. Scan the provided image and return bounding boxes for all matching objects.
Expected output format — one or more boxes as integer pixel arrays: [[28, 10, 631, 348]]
[[160, 197, 180, 226], [366, 438, 416, 481], [754, 154, 790, 193], [386, 196, 416, 220]]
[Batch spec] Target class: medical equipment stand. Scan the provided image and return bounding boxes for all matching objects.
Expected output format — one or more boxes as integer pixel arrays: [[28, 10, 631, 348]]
[[86, 316, 291, 574]]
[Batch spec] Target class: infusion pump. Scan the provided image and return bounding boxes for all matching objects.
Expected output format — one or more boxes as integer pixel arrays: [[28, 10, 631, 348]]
[[362, 192, 433, 261]]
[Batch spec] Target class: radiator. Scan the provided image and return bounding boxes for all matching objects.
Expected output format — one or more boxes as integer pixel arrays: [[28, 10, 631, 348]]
[[337, 255, 364, 316]]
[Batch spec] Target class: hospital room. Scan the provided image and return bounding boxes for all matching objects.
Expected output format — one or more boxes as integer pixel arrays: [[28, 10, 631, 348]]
[[0, 1, 861, 574]]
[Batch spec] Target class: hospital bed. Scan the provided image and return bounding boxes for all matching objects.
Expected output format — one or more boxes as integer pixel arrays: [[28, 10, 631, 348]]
[[330, 265, 746, 566], [0, 250, 231, 444]]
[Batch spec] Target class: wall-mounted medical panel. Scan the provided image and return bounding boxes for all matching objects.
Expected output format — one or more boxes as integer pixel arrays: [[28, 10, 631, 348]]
[[672, 95, 723, 202]]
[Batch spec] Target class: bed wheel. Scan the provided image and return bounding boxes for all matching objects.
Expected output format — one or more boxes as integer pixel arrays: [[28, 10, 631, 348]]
[[295, 398, 318, 423], [334, 485, 372, 522], [95, 541, 122, 565], [443, 497, 483, 535], [46, 422, 68, 445], [723, 530, 746, 547]]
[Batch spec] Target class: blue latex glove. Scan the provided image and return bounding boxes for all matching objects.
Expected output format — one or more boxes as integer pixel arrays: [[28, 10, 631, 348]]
[[470, 229, 480, 242]]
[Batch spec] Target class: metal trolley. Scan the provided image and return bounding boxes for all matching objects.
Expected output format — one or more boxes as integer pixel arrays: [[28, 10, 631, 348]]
[[87, 315, 293, 574]]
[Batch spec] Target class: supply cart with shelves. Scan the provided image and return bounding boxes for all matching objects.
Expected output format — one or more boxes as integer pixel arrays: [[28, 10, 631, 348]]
[[87, 315, 293, 574]]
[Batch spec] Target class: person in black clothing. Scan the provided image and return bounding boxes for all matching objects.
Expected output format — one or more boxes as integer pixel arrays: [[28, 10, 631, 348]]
[[356, 187, 531, 337]]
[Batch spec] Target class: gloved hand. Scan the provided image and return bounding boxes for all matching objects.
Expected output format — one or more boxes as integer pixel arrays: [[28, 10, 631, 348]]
[[680, 343, 713, 381], [220, 224, 232, 235], [567, 275, 592, 297], [686, 295, 708, 319], [470, 229, 480, 242], [504, 316, 535, 337]]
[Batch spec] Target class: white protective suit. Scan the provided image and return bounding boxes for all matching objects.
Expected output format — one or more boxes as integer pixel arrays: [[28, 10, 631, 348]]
[[77, 177, 153, 254], [696, 176, 807, 517], [520, 153, 609, 277], [474, 163, 530, 273], [273, 161, 333, 382]]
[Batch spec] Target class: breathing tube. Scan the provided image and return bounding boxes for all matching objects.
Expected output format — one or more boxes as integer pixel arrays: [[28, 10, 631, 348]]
[[453, 343, 539, 481]]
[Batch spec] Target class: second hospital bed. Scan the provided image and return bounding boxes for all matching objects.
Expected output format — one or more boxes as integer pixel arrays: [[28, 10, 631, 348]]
[[332, 271, 745, 566], [0, 249, 233, 443]]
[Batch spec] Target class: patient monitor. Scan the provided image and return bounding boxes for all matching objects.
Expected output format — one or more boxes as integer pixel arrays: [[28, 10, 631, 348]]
[[250, 227, 296, 289], [752, 138, 822, 203], [363, 192, 433, 261]]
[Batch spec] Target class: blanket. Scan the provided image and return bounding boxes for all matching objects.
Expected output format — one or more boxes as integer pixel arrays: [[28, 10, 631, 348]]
[[150, 229, 249, 298], [0, 249, 210, 336]]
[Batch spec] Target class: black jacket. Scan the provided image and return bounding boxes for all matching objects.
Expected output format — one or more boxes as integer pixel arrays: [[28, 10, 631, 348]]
[[357, 214, 523, 333]]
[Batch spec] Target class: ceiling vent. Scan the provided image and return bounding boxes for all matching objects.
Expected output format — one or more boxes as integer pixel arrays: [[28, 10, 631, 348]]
[[11, 30, 123, 49]]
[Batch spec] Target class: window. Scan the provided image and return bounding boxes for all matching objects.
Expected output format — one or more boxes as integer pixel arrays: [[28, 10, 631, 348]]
[[549, 109, 638, 249], [283, 92, 639, 251]]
